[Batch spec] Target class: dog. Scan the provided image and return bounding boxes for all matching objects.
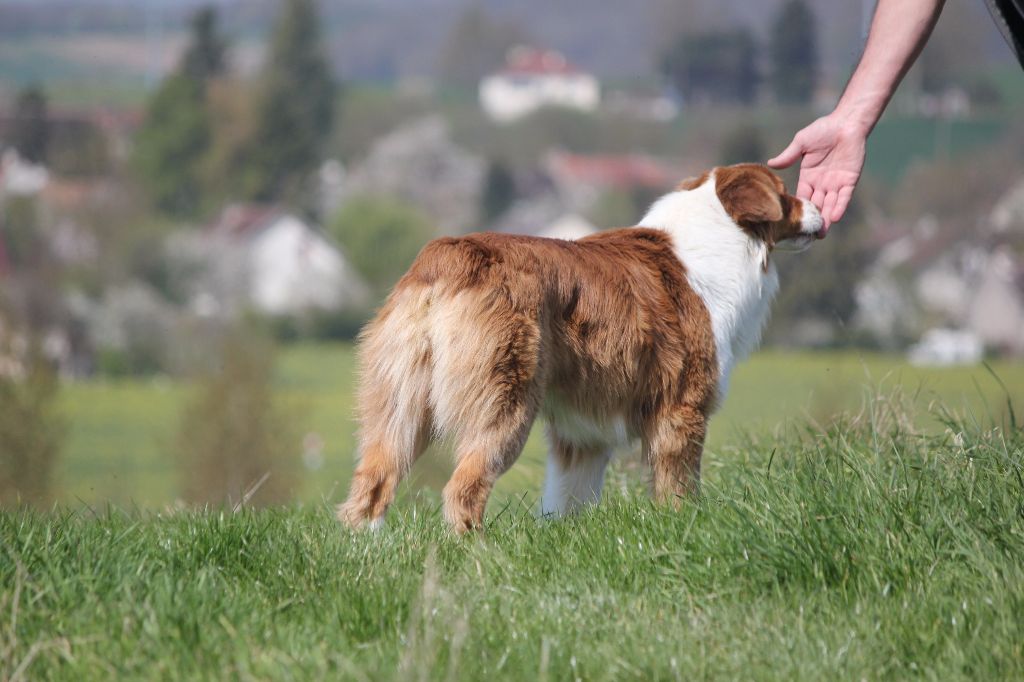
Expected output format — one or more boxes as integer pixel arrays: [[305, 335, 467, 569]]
[[338, 163, 824, 532]]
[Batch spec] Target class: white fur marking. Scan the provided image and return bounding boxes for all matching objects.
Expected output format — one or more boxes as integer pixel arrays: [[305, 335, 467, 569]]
[[540, 449, 612, 517], [638, 172, 778, 403]]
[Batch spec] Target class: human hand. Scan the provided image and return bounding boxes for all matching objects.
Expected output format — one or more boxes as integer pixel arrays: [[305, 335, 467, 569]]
[[767, 114, 868, 233]]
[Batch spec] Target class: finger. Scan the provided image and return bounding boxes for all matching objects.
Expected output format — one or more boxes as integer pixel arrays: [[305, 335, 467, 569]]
[[810, 187, 825, 211], [767, 138, 803, 169], [821, 191, 838, 229], [797, 180, 813, 201], [831, 186, 855, 223]]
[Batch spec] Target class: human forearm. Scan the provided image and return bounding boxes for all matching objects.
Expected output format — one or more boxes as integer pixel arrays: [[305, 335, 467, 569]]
[[835, 0, 946, 133]]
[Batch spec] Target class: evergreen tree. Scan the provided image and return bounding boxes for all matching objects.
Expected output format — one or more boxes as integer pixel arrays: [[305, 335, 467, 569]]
[[133, 5, 226, 217], [481, 161, 516, 223], [11, 85, 49, 164], [181, 6, 227, 83], [661, 29, 759, 105], [134, 75, 210, 217], [244, 0, 336, 202], [438, 4, 527, 89], [720, 124, 766, 165], [770, 0, 818, 104]]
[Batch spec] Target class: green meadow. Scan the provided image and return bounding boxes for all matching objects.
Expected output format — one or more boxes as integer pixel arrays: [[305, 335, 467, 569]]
[[3, 387, 1022, 679], [57, 344, 1024, 509]]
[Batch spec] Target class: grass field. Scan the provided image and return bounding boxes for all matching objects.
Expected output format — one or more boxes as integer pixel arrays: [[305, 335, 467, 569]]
[[3, 401, 1022, 679], [56, 345, 1024, 509]]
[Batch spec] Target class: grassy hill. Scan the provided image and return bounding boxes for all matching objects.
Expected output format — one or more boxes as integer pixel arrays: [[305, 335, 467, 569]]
[[3, 403, 1022, 679]]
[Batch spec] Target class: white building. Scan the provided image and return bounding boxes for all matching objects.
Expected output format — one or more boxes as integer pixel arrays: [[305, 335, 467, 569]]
[[908, 328, 984, 367], [538, 214, 598, 241], [0, 148, 49, 197], [479, 46, 599, 123], [181, 205, 369, 318]]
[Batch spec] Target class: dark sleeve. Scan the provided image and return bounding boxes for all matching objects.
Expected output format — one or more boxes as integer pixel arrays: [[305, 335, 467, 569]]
[[985, 0, 1024, 69]]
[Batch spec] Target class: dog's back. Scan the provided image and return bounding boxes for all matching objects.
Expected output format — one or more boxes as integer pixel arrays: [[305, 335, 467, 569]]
[[338, 164, 823, 532], [339, 228, 715, 531]]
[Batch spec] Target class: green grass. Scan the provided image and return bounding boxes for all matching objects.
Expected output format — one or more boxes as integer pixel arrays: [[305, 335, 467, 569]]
[[57, 345, 1024, 509], [3, 402, 1022, 679]]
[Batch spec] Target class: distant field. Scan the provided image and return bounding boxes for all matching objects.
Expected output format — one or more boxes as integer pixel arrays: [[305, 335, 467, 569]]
[[57, 345, 1024, 509], [4, 406, 1022, 679], [865, 114, 1009, 183]]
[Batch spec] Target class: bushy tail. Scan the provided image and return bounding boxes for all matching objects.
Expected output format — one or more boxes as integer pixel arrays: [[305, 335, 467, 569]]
[[337, 285, 434, 528]]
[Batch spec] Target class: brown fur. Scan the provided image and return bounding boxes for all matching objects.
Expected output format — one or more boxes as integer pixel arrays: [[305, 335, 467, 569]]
[[715, 164, 807, 252], [339, 163, 806, 532], [338, 227, 716, 532]]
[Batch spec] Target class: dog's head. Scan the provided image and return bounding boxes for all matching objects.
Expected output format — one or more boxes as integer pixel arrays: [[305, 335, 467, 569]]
[[682, 163, 825, 253]]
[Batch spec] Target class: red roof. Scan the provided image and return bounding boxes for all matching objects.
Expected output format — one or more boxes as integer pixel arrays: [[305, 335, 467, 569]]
[[547, 151, 685, 190], [500, 46, 582, 77], [207, 204, 282, 238]]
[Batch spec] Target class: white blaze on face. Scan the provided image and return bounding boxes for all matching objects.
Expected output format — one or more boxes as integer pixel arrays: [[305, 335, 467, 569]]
[[799, 199, 825, 237], [776, 198, 825, 253]]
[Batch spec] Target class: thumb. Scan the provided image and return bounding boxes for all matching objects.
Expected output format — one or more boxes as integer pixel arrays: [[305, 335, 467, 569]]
[[767, 137, 804, 169]]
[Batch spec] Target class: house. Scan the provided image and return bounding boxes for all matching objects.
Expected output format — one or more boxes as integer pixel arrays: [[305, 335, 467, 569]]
[[908, 328, 984, 366], [493, 209, 599, 241], [543, 150, 691, 217], [538, 213, 598, 241], [991, 176, 1024, 234], [854, 196, 1024, 357], [545, 151, 686, 193], [341, 117, 485, 234], [479, 46, 600, 123], [177, 205, 369, 318], [0, 148, 48, 197]]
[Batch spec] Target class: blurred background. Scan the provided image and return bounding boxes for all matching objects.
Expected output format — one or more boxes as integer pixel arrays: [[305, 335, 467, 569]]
[[1, 0, 1023, 510]]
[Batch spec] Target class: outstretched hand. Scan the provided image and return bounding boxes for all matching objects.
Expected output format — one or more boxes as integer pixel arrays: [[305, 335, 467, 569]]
[[767, 115, 868, 233]]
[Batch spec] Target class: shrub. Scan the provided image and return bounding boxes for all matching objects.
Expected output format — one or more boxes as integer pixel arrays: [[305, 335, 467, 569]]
[[175, 330, 300, 507], [329, 196, 435, 294], [0, 345, 64, 507]]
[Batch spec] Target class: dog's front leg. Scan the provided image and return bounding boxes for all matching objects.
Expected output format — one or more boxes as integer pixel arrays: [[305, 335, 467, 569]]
[[644, 405, 707, 504]]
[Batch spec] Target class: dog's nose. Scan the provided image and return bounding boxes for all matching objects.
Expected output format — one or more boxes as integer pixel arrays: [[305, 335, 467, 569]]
[[815, 225, 829, 239]]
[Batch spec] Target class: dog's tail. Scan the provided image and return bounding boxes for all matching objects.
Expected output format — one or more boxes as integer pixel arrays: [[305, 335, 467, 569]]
[[337, 282, 435, 529]]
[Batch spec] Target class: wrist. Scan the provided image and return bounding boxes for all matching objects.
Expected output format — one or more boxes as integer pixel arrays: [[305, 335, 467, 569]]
[[832, 87, 889, 136], [828, 103, 877, 137]]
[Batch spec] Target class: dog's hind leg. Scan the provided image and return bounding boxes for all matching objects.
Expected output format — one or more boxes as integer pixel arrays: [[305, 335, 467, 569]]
[[338, 286, 434, 530], [443, 408, 537, 533], [430, 289, 545, 533]]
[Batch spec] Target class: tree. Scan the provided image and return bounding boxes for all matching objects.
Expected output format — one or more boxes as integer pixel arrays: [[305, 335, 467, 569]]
[[176, 330, 298, 507], [181, 5, 227, 83], [329, 196, 435, 294], [661, 29, 759, 105], [133, 5, 226, 217], [0, 342, 64, 508], [134, 74, 211, 217], [437, 4, 528, 89], [770, 0, 818, 104], [48, 119, 111, 177], [916, 1, 989, 94], [480, 160, 516, 223], [768, 196, 871, 345], [244, 0, 336, 202], [11, 84, 49, 164], [720, 123, 766, 165]]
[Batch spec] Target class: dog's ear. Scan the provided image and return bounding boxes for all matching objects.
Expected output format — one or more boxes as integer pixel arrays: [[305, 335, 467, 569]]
[[715, 165, 784, 226]]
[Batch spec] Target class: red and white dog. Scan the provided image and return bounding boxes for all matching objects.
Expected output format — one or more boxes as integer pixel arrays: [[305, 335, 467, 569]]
[[338, 164, 824, 532]]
